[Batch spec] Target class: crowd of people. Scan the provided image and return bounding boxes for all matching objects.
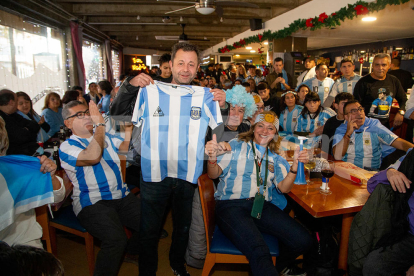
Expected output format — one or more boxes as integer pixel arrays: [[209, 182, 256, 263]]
[[1, 41, 414, 276]]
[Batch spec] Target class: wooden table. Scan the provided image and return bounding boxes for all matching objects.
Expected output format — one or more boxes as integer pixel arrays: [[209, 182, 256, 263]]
[[288, 173, 370, 271]]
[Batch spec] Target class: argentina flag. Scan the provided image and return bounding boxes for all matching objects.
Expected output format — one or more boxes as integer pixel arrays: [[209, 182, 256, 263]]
[[0, 155, 54, 231]]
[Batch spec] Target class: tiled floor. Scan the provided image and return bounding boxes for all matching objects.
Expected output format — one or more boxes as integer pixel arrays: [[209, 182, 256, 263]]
[[55, 209, 252, 276]]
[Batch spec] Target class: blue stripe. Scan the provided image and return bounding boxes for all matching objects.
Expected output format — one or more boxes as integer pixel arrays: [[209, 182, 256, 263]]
[[240, 144, 254, 198], [354, 133, 364, 168], [140, 89, 152, 181], [77, 166, 92, 209], [158, 89, 170, 180], [102, 145, 123, 190], [177, 95, 191, 180]]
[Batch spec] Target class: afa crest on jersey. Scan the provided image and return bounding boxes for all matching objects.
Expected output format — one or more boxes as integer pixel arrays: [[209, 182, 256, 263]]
[[190, 106, 201, 120]]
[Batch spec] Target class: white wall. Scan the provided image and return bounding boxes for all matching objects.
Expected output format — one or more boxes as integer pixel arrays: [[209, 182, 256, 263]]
[[202, 0, 375, 56]]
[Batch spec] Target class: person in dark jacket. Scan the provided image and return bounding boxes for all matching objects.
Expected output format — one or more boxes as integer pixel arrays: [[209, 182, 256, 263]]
[[388, 56, 413, 92], [0, 89, 42, 156]]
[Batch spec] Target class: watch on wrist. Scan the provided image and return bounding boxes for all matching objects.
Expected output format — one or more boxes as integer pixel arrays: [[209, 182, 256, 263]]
[[398, 110, 405, 116], [94, 123, 106, 128]]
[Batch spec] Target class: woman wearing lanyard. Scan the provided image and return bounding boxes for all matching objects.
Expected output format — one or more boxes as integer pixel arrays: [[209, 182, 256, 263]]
[[205, 111, 312, 276], [279, 91, 303, 135]]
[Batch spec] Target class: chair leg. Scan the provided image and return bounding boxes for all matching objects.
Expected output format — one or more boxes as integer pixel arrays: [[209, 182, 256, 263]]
[[85, 233, 95, 276], [272, 256, 276, 266], [49, 226, 57, 256], [202, 253, 216, 276]]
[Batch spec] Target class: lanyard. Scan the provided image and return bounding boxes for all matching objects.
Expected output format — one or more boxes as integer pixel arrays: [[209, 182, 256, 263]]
[[251, 141, 269, 195]]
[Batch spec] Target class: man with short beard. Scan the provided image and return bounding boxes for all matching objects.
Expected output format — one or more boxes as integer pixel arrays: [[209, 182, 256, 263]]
[[110, 43, 226, 276], [297, 63, 334, 105], [353, 53, 407, 128]]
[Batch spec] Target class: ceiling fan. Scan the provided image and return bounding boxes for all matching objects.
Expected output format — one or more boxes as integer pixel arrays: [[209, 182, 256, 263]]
[[155, 23, 210, 42], [157, 0, 259, 17]]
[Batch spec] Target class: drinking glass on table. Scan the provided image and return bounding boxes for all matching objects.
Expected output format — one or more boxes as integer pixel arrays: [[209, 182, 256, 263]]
[[287, 144, 295, 159], [320, 160, 335, 194], [304, 150, 316, 184]]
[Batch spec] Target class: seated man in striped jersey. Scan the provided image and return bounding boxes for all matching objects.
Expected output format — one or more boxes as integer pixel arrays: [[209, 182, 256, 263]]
[[332, 100, 413, 171], [59, 100, 140, 276]]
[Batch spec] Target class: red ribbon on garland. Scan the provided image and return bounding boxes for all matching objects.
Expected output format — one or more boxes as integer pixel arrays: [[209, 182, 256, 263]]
[[354, 5, 369, 15], [306, 18, 314, 27]]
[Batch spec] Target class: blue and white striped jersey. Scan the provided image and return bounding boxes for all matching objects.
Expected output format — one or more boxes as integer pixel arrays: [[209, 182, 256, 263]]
[[279, 105, 303, 134], [132, 81, 222, 184], [332, 117, 398, 169], [215, 139, 290, 209], [296, 107, 336, 133], [59, 133, 129, 216], [297, 77, 335, 104], [323, 74, 361, 107]]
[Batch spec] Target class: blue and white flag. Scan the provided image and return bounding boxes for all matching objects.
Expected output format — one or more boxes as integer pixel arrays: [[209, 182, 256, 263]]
[[0, 155, 54, 231]]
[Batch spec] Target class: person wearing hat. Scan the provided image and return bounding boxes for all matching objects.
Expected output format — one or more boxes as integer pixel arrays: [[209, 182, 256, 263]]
[[297, 55, 317, 86], [205, 110, 312, 276], [279, 91, 304, 135]]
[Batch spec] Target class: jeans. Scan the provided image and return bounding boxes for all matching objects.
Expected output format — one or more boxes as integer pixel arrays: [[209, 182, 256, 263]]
[[215, 199, 312, 276], [77, 193, 141, 276], [363, 233, 414, 276], [139, 177, 196, 276]]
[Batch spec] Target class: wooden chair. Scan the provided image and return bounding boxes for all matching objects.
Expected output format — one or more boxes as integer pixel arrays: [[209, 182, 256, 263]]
[[35, 205, 53, 253], [198, 174, 279, 276], [49, 206, 95, 276]]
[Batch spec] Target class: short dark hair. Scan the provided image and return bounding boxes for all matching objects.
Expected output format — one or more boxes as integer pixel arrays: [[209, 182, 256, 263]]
[[274, 57, 284, 64], [72, 85, 83, 92], [171, 42, 201, 65], [0, 89, 15, 106], [88, 82, 97, 88], [257, 83, 268, 91], [62, 90, 81, 105], [158, 53, 171, 65], [315, 63, 328, 70], [241, 82, 250, 88], [62, 100, 85, 120], [98, 80, 113, 95], [248, 65, 256, 69], [343, 99, 361, 114], [297, 84, 310, 93], [340, 58, 354, 66], [334, 92, 354, 104], [391, 56, 401, 67]]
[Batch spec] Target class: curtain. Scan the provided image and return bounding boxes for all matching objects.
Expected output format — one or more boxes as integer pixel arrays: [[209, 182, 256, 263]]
[[105, 39, 113, 84], [70, 21, 85, 91]]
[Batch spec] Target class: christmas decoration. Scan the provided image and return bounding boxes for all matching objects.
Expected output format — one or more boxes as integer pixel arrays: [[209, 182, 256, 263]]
[[218, 0, 409, 53]]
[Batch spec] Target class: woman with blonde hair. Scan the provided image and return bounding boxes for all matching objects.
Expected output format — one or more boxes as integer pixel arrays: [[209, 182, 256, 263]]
[[236, 64, 248, 82], [41, 92, 64, 137], [205, 110, 312, 276]]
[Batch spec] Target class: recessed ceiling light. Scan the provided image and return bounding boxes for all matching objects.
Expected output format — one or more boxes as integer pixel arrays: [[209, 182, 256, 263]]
[[246, 47, 252, 50], [235, 54, 240, 57], [250, 50, 256, 53], [362, 17, 376, 22], [264, 42, 268, 45], [396, 47, 403, 50]]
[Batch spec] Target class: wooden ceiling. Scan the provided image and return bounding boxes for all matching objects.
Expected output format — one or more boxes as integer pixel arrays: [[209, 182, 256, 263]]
[[1, 0, 310, 51]]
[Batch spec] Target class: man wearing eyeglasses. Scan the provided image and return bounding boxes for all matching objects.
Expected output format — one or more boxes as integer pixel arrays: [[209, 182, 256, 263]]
[[332, 100, 413, 171], [59, 100, 141, 276]]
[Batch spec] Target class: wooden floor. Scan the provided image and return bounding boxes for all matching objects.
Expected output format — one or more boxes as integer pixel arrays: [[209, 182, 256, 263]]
[[55, 209, 253, 276]]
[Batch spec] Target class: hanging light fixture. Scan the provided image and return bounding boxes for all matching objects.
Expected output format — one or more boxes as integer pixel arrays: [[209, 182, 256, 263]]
[[180, 16, 183, 22]]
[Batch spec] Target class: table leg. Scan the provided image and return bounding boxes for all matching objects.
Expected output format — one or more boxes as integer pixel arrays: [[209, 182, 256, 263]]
[[338, 213, 355, 271]]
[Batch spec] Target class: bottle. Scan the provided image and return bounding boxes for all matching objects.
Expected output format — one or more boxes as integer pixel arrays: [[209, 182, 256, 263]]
[[59, 126, 65, 142], [64, 126, 71, 138], [53, 141, 62, 171]]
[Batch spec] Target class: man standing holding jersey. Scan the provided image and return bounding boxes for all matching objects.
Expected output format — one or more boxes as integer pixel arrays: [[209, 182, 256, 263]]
[[111, 43, 225, 276]]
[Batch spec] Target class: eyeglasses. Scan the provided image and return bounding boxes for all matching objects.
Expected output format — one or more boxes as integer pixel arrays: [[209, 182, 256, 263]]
[[347, 106, 365, 115], [66, 109, 90, 120]]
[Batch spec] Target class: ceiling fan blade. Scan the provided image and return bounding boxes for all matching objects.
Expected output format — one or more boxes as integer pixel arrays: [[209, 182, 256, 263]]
[[165, 5, 195, 14], [215, 5, 223, 17], [157, 0, 196, 3], [215, 1, 259, 8]]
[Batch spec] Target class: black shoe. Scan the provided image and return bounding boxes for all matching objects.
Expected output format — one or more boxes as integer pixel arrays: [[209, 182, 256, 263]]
[[160, 229, 168, 239], [281, 265, 307, 276], [171, 265, 190, 276]]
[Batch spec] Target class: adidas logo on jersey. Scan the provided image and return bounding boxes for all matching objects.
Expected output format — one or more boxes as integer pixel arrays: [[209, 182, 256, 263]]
[[153, 106, 164, 117]]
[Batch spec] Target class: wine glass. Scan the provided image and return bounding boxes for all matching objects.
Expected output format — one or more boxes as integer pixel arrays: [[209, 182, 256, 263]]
[[320, 160, 335, 194], [304, 150, 316, 184]]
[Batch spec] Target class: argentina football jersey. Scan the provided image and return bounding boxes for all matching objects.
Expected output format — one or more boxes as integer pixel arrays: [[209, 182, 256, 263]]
[[279, 105, 303, 134], [323, 75, 361, 107], [296, 107, 336, 133], [298, 77, 335, 104], [131, 81, 222, 184]]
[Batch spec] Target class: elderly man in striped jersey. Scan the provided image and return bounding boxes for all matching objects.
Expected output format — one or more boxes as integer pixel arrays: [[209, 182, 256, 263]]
[[323, 58, 361, 108]]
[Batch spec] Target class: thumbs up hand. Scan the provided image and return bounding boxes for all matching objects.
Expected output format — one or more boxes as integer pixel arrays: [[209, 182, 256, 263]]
[[205, 134, 220, 159]]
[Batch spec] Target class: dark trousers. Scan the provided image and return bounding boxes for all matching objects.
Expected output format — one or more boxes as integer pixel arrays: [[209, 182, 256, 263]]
[[77, 193, 141, 276], [363, 233, 414, 276], [138, 177, 196, 276], [215, 199, 312, 276]]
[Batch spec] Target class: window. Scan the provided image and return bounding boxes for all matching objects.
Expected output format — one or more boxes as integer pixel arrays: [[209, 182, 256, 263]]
[[82, 40, 104, 87], [111, 49, 120, 82]]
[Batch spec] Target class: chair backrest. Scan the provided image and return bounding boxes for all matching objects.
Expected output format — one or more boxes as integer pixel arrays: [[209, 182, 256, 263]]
[[198, 174, 216, 251]]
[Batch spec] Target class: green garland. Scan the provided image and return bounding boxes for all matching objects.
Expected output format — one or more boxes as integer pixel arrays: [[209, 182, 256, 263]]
[[218, 0, 409, 53]]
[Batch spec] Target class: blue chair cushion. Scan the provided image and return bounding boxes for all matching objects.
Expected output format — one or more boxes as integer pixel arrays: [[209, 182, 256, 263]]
[[50, 206, 87, 233], [210, 225, 279, 256]]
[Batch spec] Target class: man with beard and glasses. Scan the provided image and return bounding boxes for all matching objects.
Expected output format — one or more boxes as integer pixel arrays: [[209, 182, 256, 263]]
[[110, 42, 226, 276]]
